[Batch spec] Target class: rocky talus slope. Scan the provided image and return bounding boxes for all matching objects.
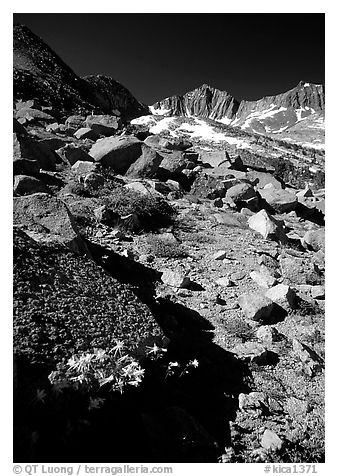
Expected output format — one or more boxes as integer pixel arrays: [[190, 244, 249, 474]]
[[13, 99, 325, 463]]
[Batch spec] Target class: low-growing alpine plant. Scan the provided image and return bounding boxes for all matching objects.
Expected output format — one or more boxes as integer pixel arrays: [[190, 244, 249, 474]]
[[48, 342, 145, 394]]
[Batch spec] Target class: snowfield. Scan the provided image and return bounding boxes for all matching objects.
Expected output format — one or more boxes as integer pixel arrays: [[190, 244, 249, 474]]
[[132, 115, 252, 149]]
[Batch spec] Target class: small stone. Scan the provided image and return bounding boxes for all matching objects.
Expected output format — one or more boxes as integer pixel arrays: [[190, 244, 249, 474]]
[[250, 270, 277, 289], [268, 397, 283, 413], [238, 293, 275, 322], [139, 254, 155, 263], [94, 205, 119, 227], [265, 284, 297, 311], [161, 270, 191, 288], [292, 339, 324, 376], [121, 249, 134, 259], [261, 429, 283, 451], [110, 230, 125, 240], [215, 295, 227, 305], [213, 250, 227, 260], [258, 254, 280, 270], [256, 326, 280, 344], [216, 277, 234, 287], [233, 342, 269, 365], [83, 172, 104, 191], [296, 186, 314, 198], [248, 209, 287, 242], [231, 270, 246, 281], [310, 285, 325, 300], [284, 397, 311, 418], [71, 160, 98, 175], [238, 392, 268, 411], [213, 198, 224, 208], [301, 228, 325, 252], [74, 127, 100, 141]]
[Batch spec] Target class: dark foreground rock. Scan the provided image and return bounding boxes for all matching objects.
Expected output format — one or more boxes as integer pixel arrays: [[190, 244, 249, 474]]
[[13, 228, 164, 364]]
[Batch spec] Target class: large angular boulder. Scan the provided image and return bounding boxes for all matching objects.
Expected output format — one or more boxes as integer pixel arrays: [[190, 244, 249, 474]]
[[13, 175, 50, 196], [260, 187, 298, 213], [85, 115, 120, 136], [13, 193, 89, 255], [13, 133, 56, 171], [248, 209, 287, 242], [89, 135, 143, 173], [125, 144, 163, 178], [56, 143, 94, 166]]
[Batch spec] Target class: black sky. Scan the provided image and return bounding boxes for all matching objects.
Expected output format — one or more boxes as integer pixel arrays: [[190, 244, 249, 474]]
[[13, 13, 325, 105]]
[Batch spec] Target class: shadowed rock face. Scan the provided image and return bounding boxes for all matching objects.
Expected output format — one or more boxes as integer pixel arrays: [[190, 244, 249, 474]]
[[152, 84, 240, 121], [13, 24, 149, 120], [13, 228, 164, 365]]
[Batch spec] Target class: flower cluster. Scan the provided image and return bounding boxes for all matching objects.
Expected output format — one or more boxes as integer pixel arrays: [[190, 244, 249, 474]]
[[48, 342, 145, 394], [145, 343, 167, 360], [165, 359, 199, 378]]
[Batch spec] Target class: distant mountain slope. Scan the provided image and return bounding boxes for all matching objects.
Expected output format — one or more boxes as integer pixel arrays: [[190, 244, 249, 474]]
[[151, 84, 239, 123], [13, 24, 149, 120], [151, 82, 325, 147]]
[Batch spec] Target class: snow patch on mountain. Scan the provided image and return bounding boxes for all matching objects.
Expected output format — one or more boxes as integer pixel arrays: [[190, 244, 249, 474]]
[[149, 117, 177, 134], [240, 105, 288, 131], [131, 115, 157, 126], [149, 105, 172, 116], [273, 125, 289, 134], [131, 115, 252, 149], [216, 116, 233, 125]]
